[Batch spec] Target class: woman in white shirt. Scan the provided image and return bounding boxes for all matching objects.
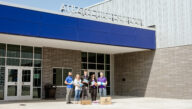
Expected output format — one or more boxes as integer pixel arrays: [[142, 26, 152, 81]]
[[74, 74, 82, 104]]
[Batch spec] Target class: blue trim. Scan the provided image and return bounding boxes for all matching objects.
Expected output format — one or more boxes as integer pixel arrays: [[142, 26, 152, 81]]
[[0, 4, 156, 49]]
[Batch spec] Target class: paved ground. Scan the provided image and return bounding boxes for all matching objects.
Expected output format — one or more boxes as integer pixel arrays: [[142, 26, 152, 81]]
[[0, 96, 192, 109]]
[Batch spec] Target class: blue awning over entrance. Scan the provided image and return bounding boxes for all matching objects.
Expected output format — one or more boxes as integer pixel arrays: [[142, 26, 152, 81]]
[[0, 3, 156, 49]]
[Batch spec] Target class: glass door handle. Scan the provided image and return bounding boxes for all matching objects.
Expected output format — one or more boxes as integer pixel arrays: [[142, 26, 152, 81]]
[[22, 82, 24, 85], [15, 82, 17, 85]]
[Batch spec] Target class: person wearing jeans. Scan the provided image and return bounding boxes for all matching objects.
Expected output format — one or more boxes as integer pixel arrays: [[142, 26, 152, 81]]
[[97, 72, 107, 97], [74, 74, 82, 104], [65, 72, 74, 104]]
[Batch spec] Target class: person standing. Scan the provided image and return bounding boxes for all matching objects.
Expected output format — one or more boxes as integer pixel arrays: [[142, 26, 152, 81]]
[[65, 72, 74, 104], [81, 70, 89, 100], [89, 74, 97, 101], [97, 72, 107, 97], [74, 74, 82, 104]]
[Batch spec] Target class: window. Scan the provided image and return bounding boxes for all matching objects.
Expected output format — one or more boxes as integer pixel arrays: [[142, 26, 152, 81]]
[[33, 68, 41, 87], [0, 58, 5, 66], [53, 68, 72, 86], [97, 54, 104, 63], [21, 46, 33, 59], [21, 59, 33, 67], [33, 68, 41, 98], [0, 67, 5, 100], [81, 52, 111, 95], [88, 64, 96, 69], [7, 58, 20, 66], [0, 43, 43, 99], [33, 88, 41, 98], [105, 71, 110, 86], [88, 53, 96, 63], [81, 63, 87, 69], [0, 43, 6, 57], [34, 60, 41, 67], [105, 54, 110, 64], [97, 64, 104, 70], [81, 52, 87, 62], [34, 47, 42, 59], [7, 44, 20, 58]]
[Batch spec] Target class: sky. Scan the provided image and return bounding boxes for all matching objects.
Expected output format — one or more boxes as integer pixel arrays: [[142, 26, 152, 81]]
[[0, 0, 104, 12]]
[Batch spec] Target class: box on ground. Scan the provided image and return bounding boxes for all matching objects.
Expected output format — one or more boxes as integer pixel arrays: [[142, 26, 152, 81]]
[[100, 97, 112, 105], [81, 100, 92, 105]]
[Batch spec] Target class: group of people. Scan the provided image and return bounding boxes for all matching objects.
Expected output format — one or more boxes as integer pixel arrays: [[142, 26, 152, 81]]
[[65, 70, 107, 104]]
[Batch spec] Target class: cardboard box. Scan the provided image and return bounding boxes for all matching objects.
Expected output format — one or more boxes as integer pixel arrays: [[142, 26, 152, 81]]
[[100, 97, 112, 105], [81, 100, 92, 105]]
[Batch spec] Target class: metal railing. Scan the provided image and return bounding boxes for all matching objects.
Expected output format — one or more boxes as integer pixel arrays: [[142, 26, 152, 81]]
[[60, 4, 143, 26]]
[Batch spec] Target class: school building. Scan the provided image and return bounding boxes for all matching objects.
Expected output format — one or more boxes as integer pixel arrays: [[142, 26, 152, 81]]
[[0, 0, 192, 101]]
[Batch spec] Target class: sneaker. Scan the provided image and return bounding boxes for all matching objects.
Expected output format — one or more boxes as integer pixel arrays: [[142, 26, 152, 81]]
[[69, 102, 73, 104], [66, 102, 70, 104]]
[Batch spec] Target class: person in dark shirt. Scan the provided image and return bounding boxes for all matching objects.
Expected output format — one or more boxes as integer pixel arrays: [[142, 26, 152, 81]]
[[81, 70, 89, 100], [89, 74, 97, 102]]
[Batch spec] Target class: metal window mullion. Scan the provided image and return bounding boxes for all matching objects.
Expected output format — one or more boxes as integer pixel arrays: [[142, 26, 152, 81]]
[[62, 68, 64, 86]]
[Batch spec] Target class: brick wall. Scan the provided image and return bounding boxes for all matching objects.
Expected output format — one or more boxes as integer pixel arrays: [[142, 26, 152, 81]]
[[114, 45, 192, 99], [42, 47, 81, 98]]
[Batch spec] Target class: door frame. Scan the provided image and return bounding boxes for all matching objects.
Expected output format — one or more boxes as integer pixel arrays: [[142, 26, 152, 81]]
[[4, 66, 33, 100]]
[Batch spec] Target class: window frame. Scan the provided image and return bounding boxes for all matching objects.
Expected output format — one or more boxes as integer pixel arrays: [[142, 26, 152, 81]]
[[52, 67, 73, 87]]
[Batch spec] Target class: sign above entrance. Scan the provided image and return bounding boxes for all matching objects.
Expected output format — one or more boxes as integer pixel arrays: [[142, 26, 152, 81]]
[[0, 3, 156, 49]]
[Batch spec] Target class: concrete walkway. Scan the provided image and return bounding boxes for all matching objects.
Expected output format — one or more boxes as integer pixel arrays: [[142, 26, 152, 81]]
[[0, 96, 192, 109]]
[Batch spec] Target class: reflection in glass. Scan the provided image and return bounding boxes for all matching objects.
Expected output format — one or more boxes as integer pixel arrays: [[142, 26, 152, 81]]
[[0, 43, 6, 57], [106, 65, 110, 70], [21, 59, 33, 67], [97, 54, 104, 63], [105, 54, 110, 64], [81, 70, 84, 76], [97, 64, 104, 70], [7, 58, 20, 66], [81, 52, 87, 62], [8, 85, 17, 96], [34, 60, 41, 67], [7, 44, 20, 58], [33, 88, 41, 98], [0, 85, 4, 100], [8, 69, 18, 82], [88, 53, 96, 63], [107, 87, 110, 95], [22, 85, 30, 96], [33, 68, 41, 87], [34, 47, 42, 59], [81, 63, 87, 69], [53, 68, 62, 86], [22, 70, 31, 82], [0, 67, 5, 86], [21, 46, 33, 59], [0, 58, 5, 66], [106, 71, 110, 86], [88, 64, 96, 69]]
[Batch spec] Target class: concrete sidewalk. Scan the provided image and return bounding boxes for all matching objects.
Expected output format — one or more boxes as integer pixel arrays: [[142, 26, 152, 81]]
[[0, 96, 192, 109]]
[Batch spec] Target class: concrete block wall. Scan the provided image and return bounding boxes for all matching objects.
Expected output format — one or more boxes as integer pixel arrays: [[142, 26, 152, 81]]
[[42, 47, 81, 98], [114, 45, 192, 99]]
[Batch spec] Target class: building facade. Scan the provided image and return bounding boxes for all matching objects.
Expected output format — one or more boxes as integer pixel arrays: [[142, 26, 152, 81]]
[[0, 0, 191, 101], [86, 0, 192, 99]]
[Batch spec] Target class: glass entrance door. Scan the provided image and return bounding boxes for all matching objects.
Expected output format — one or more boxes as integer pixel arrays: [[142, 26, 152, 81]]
[[4, 67, 33, 100]]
